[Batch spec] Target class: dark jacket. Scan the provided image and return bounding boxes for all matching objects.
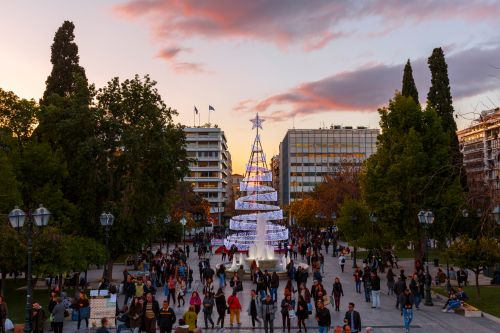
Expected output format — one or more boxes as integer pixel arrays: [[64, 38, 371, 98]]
[[51, 303, 66, 323], [371, 275, 381, 291], [124, 282, 136, 297], [344, 310, 361, 332], [142, 299, 160, 320], [316, 307, 331, 327], [158, 307, 176, 329]]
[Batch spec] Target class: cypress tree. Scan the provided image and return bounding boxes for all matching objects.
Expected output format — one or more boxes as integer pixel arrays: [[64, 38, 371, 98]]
[[426, 47, 465, 185], [42, 20, 87, 103], [402, 59, 419, 104], [427, 48, 456, 134]]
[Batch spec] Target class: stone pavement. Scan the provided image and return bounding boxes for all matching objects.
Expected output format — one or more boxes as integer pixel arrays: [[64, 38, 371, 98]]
[[60, 245, 499, 333]]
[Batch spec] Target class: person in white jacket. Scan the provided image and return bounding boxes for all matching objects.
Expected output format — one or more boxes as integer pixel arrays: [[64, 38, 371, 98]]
[[338, 254, 346, 273]]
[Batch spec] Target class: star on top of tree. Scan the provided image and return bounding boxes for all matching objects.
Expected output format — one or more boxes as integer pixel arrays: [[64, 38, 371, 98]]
[[251, 113, 265, 130]]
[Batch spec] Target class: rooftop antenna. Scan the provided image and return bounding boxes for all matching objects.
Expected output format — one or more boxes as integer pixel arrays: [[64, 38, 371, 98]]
[[292, 117, 295, 129]]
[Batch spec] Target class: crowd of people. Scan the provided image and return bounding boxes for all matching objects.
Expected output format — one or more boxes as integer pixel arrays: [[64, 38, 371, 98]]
[[0, 227, 479, 333]]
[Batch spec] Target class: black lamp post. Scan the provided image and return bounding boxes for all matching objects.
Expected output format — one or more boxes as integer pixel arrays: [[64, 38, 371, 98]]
[[146, 217, 156, 263], [418, 209, 434, 306], [351, 215, 358, 268], [99, 212, 115, 284], [164, 215, 171, 252], [180, 216, 187, 252], [9, 205, 51, 333], [369, 212, 377, 250], [331, 212, 337, 257]]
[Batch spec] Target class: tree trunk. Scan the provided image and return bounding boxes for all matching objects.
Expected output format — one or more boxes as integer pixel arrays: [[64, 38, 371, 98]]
[[474, 268, 481, 300]]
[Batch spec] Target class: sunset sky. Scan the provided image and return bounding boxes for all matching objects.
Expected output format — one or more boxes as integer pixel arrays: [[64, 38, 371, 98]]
[[1, 0, 500, 173]]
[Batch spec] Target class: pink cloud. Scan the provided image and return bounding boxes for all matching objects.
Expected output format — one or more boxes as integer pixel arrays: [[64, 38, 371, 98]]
[[238, 45, 500, 122], [115, 0, 500, 52], [156, 47, 191, 61], [171, 62, 209, 74]]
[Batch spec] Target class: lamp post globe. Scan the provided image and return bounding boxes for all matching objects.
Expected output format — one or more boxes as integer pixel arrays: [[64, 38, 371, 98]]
[[9, 205, 50, 333], [8, 206, 26, 229], [100, 212, 114, 284]]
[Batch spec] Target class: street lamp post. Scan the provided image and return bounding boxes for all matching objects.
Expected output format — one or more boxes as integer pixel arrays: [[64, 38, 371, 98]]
[[146, 217, 156, 264], [369, 212, 377, 250], [180, 216, 187, 253], [351, 215, 358, 268], [331, 212, 337, 257], [9, 205, 51, 333], [164, 215, 171, 252], [418, 210, 434, 306], [99, 212, 115, 284]]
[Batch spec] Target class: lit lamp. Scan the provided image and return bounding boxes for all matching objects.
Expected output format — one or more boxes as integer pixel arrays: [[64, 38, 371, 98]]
[[99, 212, 114, 283], [9, 205, 51, 333]]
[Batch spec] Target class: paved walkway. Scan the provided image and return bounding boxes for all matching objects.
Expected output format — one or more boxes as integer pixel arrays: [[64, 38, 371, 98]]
[[60, 245, 498, 333]]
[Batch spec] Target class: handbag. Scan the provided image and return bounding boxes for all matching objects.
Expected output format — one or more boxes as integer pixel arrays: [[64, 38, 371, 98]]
[[80, 306, 91, 319], [71, 309, 78, 321], [307, 303, 313, 314], [288, 309, 296, 318]]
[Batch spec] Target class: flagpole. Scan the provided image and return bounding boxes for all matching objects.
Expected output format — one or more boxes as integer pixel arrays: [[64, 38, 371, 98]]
[[198, 111, 201, 127], [208, 109, 210, 125], [194, 109, 196, 127]]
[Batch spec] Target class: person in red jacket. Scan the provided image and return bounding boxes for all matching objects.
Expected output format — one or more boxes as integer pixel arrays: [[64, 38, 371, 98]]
[[227, 291, 242, 327]]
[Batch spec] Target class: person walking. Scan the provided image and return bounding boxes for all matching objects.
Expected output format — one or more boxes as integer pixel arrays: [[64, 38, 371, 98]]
[[177, 278, 186, 307], [353, 268, 362, 294], [394, 276, 406, 309], [281, 294, 295, 333], [128, 297, 143, 333], [247, 290, 261, 329], [227, 291, 242, 327], [270, 272, 280, 302], [260, 294, 276, 333], [167, 276, 177, 306], [409, 274, 421, 309], [189, 291, 202, 315], [158, 300, 176, 333], [370, 272, 381, 309], [0, 296, 8, 333], [202, 292, 215, 329], [142, 293, 160, 333], [400, 289, 414, 333], [51, 298, 65, 333], [123, 275, 136, 306], [338, 254, 346, 273], [214, 288, 227, 328], [74, 290, 90, 330], [183, 306, 198, 333], [332, 277, 344, 311], [31, 303, 46, 333], [386, 268, 395, 295], [315, 301, 331, 333], [343, 302, 361, 333], [296, 295, 308, 333]]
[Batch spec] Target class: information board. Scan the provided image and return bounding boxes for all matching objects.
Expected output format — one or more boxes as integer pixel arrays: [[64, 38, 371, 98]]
[[89, 296, 117, 328]]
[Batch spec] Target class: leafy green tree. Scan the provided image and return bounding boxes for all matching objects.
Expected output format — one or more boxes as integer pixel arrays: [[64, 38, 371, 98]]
[[402, 59, 419, 104], [93, 75, 189, 281], [42, 21, 88, 103], [363, 93, 464, 258], [446, 236, 500, 299], [0, 222, 25, 295]]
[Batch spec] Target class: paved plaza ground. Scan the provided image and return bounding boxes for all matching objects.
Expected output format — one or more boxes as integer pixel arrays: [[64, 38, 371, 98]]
[[57, 244, 500, 333]]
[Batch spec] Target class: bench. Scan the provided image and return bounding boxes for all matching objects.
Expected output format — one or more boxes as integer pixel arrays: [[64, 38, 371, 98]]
[[454, 302, 482, 317]]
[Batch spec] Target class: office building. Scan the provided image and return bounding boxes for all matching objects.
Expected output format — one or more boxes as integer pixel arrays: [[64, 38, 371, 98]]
[[457, 107, 500, 201], [184, 126, 231, 225], [279, 126, 379, 205]]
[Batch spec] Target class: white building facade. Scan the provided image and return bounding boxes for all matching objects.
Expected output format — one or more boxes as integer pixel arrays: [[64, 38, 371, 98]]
[[184, 127, 231, 225]]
